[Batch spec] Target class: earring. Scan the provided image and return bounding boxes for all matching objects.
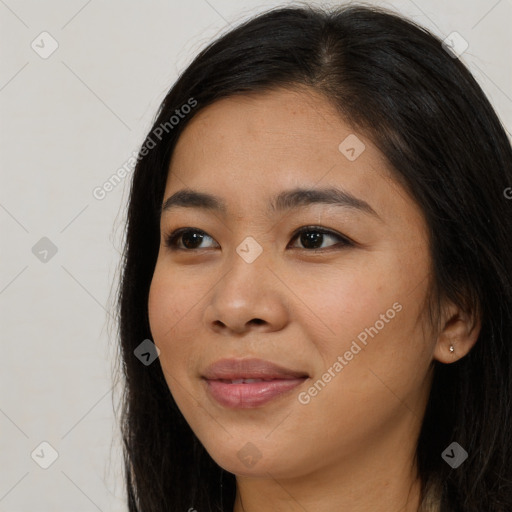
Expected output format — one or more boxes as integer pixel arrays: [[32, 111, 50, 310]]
[[449, 344, 455, 353]]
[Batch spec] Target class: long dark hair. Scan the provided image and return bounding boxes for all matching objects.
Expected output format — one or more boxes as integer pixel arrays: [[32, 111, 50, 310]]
[[115, 3, 512, 511]]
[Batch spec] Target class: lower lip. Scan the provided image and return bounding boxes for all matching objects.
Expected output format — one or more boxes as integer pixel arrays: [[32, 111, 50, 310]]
[[204, 378, 307, 408]]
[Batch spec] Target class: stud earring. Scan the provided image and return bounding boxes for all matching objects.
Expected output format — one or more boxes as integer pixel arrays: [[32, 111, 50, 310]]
[[449, 344, 455, 353]]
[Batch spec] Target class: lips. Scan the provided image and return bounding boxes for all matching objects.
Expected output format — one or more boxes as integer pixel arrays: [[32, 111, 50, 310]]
[[201, 357, 309, 381], [201, 358, 309, 408]]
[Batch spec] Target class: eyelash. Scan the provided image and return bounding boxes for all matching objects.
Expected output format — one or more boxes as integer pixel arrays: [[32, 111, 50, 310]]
[[163, 225, 353, 252]]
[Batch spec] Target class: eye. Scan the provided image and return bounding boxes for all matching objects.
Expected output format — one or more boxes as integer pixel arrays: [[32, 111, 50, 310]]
[[288, 226, 352, 251], [164, 227, 218, 251], [164, 226, 352, 252]]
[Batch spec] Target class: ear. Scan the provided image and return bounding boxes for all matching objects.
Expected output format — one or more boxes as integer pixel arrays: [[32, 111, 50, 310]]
[[433, 300, 481, 364]]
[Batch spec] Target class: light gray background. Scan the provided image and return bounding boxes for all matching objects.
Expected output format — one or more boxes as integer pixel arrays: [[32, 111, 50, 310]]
[[1, 0, 510, 510]]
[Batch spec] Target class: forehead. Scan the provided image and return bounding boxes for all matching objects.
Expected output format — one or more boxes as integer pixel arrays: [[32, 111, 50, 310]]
[[172, 87, 351, 163], [162, 87, 412, 225]]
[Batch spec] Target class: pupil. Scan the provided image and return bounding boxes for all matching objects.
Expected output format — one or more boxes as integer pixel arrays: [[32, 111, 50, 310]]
[[301, 231, 322, 249], [183, 231, 203, 249]]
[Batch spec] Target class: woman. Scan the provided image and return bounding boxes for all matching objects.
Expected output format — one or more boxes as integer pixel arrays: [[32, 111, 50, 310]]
[[116, 3, 512, 511]]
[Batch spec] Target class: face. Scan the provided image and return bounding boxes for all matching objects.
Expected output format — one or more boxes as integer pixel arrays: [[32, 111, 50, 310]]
[[148, 87, 436, 480]]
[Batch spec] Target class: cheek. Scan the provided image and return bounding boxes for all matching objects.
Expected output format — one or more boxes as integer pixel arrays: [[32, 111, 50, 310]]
[[148, 261, 202, 342], [147, 266, 193, 368], [147, 276, 190, 416], [290, 262, 394, 353], [148, 271, 173, 346], [294, 299, 428, 461], [293, 258, 430, 391]]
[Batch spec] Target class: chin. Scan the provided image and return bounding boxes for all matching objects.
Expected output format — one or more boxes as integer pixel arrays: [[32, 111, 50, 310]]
[[204, 441, 304, 479]]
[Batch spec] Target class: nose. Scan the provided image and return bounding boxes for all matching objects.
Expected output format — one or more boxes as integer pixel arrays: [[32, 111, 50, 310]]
[[203, 247, 289, 336]]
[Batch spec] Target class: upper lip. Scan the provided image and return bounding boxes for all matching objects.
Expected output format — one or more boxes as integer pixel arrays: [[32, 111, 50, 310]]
[[202, 358, 309, 380]]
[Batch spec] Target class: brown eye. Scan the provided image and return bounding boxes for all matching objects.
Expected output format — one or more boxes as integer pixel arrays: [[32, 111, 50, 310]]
[[288, 226, 352, 251], [165, 228, 217, 250], [164, 225, 352, 252]]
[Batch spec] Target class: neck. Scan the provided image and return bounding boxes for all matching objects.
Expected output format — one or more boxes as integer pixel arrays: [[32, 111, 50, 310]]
[[233, 466, 422, 512]]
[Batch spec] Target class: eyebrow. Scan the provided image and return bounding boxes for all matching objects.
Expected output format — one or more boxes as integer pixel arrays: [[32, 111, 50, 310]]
[[161, 186, 380, 220]]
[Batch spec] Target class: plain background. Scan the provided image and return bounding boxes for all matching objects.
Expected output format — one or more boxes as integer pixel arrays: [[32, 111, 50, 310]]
[[1, 0, 511, 510]]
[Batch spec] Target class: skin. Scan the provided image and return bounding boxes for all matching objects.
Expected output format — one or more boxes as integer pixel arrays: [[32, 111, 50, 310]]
[[147, 87, 480, 512]]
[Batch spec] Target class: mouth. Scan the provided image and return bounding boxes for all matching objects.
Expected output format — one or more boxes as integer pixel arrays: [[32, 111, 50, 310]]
[[201, 358, 309, 408], [215, 378, 291, 383], [201, 357, 309, 380]]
